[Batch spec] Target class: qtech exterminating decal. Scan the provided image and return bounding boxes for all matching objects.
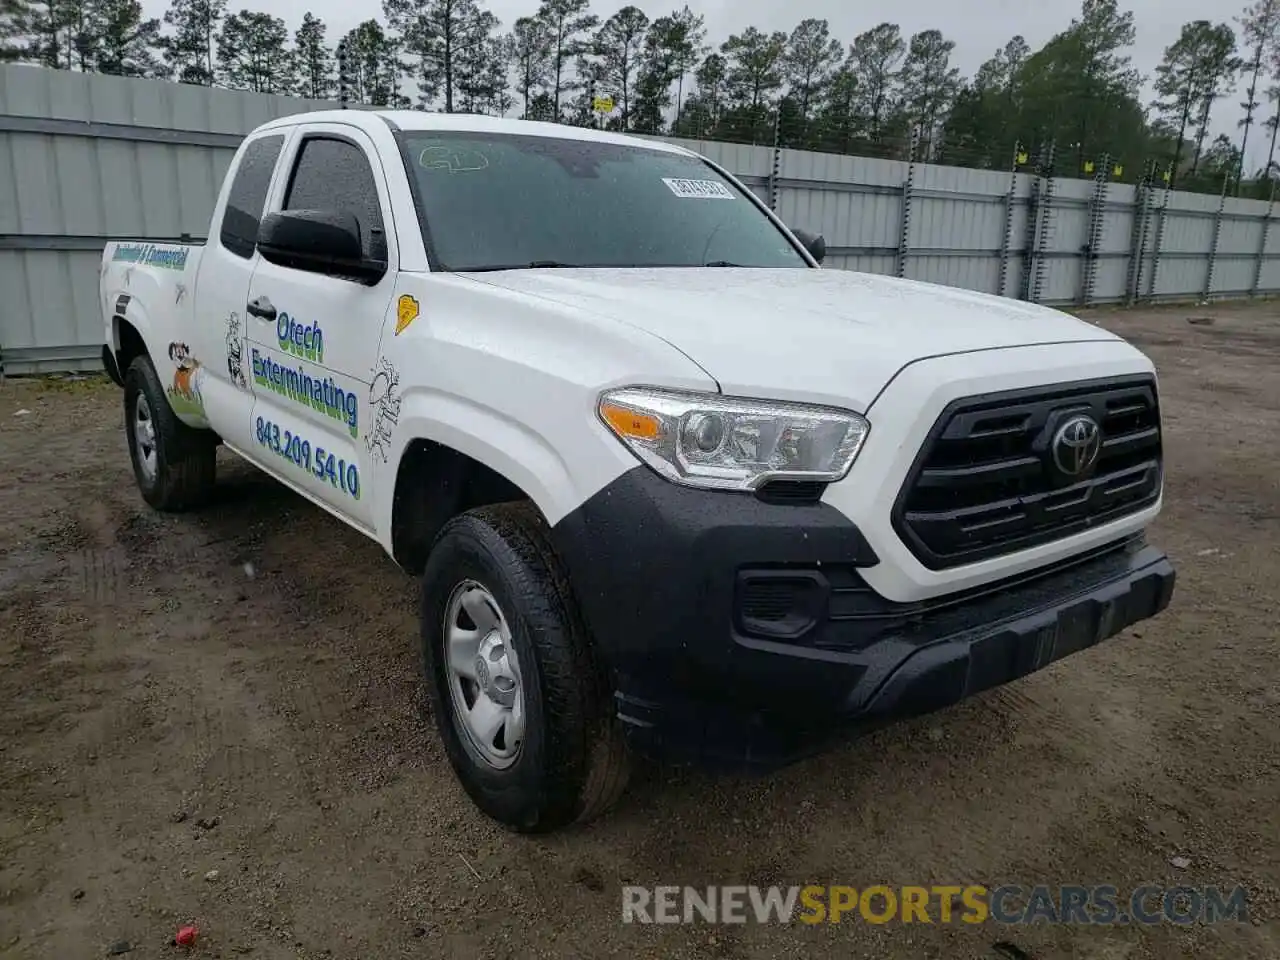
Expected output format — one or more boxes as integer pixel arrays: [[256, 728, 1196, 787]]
[[250, 348, 359, 436], [255, 416, 361, 499], [100, 109, 1177, 834], [276, 312, 324, 363]]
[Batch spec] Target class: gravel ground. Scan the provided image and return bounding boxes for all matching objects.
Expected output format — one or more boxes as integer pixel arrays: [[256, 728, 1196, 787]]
[[1, 299, 1277, 960]]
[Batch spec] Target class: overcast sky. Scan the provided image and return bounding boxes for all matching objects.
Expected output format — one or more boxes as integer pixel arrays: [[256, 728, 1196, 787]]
[[148, 0, 1261, 169]]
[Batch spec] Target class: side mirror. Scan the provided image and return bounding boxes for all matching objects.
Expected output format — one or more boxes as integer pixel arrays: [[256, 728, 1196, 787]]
[[792, 228, 827, 265], [257, 209, 386, 284]]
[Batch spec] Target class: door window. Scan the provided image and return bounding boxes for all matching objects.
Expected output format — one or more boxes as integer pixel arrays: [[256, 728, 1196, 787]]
[[284, 137, 387, 262]]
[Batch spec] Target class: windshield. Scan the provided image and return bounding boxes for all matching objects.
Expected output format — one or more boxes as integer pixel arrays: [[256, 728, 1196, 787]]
[[396, 131, 810, 272]]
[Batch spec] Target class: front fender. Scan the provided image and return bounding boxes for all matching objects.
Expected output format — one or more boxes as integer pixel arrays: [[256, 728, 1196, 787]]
[[370, 385, 638, 555]]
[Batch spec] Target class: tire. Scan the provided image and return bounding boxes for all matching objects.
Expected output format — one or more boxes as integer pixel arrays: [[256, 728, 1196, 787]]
[[420, 501, 630, 832], [123, 354, 217, 512]]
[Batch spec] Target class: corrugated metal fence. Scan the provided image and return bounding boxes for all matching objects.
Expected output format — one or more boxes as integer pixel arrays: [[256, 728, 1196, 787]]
[[3, 64, 1278, 374]]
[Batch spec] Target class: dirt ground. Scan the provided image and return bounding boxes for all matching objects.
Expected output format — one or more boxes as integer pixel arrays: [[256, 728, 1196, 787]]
[[1, 300, 1278, 960]]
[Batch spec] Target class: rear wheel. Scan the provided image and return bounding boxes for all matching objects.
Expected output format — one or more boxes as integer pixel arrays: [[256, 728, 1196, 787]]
[[124, 355, 216, 511], [420, 502, 630, 832]]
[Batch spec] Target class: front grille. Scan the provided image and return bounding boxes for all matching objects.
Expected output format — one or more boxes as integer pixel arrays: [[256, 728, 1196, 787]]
[[893, 376, 1163, 570]]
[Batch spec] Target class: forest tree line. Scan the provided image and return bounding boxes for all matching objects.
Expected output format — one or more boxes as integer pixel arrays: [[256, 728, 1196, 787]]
[[2, 0, 1280, 194]]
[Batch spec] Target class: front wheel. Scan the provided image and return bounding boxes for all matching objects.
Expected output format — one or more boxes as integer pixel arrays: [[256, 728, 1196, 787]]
[[123, 355, 216, 511], [420, 502, 630, 832]]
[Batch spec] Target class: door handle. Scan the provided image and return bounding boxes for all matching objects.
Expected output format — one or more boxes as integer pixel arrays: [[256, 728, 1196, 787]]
[[246, 296, 277, 321]]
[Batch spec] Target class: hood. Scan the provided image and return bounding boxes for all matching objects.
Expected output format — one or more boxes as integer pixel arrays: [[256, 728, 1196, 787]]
[[459, 267, 1121, 411]]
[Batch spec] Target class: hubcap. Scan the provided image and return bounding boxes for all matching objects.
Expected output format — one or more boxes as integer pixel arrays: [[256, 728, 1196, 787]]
[[443, 580, 525, 769], [133, 394, 158, 482]]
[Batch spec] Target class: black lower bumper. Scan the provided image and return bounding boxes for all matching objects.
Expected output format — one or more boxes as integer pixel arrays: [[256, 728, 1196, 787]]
[[551, 466, 1176, 772]]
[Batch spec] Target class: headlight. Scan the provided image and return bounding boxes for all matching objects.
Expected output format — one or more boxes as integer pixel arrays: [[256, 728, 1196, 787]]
[[597, 387, 869, 491]]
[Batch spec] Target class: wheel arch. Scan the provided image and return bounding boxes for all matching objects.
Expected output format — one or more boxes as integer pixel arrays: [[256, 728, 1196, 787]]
[[388, 436, 535, 574]]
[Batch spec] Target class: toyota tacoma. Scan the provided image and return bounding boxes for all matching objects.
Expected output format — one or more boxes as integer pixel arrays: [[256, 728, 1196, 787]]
[[100, 110, 1176, 832]]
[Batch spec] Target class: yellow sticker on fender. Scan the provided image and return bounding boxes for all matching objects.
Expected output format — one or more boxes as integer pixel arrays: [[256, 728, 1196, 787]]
[[395, 294, 420, 336]]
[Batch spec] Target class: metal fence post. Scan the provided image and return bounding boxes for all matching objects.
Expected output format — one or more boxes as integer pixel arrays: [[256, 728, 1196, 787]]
[[1124, 160, 1155, 305], [1145, 172, 1172, 302], [1079, 152, 1112, 305], [896, 127, 920, 280], [768, 109, 781, 211], [997, 142, 1023, 298], [1028, 141, 1058, 304], [1250, 178, 1277, 297], [337, 42, 350, 107], [1203, 173, 1232, 301]]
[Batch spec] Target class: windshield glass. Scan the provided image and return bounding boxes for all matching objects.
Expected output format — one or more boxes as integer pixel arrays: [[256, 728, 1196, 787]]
[[397, 131, 810, 272]]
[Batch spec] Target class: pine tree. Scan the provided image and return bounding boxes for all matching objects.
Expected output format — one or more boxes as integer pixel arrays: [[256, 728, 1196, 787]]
[[509, 14, 552, 117], [815, 63, 858, 153], [26, 0, 67, 67], [1, 0, 29, 60], [384, 0, 499, 113], [534, 0, 597, 119], [1, 0, 27, 61], [338, 19, 401, 106], [941, 36, 1029, 166], [162, 0, 226, 84], [665, 5, 706, 125], [293, 12, 333, 99], [1237, 0, 1280, 183], [96, 0, 162, 75], [848, 23, 905, 142], [58, 0, 100, 71], [897, 29, 961, 158], [1153, 21, 1239, 183], [692, 51, 725, 123], [1013, 0, 1147, 170], [217, 9, 289, 93], [782, 18, 842, 124], [720, 26, 786, 112], [593, 5, 647, 128], [631, 13, 680, 134], [457, 24, 509, 113]]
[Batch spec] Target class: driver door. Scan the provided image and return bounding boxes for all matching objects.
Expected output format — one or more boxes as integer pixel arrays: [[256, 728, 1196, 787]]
[[243, 124, 400, 532]]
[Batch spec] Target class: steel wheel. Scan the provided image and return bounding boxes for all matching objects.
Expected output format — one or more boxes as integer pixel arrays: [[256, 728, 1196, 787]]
[[443, 579, 525, 769], [133, 393, 158, 483]]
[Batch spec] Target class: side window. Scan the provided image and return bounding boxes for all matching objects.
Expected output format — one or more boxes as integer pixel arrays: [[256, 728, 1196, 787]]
[[219, 134, 285, 260], [284, 137, 386, 261]]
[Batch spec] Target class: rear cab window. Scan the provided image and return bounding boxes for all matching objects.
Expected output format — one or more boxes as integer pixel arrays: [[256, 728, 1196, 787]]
[[219, 134, 286, 259]]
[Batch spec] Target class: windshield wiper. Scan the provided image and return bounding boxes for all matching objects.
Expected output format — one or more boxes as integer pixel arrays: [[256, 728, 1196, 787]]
[[453, 260, 587, 272], [704, 260, 745, 267]]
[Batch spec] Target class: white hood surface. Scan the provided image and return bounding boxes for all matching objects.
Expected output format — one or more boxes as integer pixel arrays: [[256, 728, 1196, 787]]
[[462, 267, 1122, 411]]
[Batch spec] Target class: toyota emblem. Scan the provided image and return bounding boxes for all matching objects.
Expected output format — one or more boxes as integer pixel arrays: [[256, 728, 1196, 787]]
[[1052, 415, 1102, 477]]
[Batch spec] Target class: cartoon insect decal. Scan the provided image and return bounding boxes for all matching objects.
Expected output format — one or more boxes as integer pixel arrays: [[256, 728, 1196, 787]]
[[366, 357, 402, 463], [224, 311, 246, 389], [167, 342, 204, 406]]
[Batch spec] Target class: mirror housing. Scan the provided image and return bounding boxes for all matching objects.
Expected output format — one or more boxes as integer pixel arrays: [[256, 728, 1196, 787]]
[[792, 228, 827, 265], [257, 209, 386, 284]]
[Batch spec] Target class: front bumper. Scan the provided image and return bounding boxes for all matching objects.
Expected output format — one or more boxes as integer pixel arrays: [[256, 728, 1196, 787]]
[[551, 466, 1176, 772]]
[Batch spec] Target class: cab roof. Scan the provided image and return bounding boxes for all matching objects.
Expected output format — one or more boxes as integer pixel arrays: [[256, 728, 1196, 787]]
[[255, 109, 697, 157]]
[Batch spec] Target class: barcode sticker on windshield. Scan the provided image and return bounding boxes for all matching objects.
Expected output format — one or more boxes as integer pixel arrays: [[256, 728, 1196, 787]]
[[662, 177, 735, 200]]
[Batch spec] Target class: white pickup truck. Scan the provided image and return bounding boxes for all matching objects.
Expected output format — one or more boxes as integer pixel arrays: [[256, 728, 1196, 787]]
[[100, 110, 1176, 832]]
